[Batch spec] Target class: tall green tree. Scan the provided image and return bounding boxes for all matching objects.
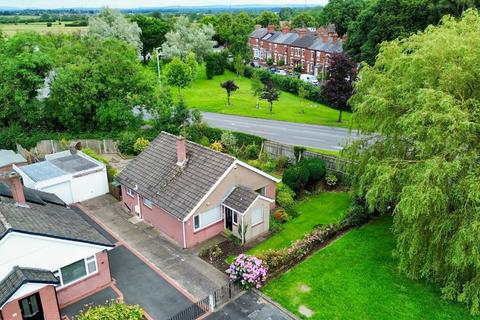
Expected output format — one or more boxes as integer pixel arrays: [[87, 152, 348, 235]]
[[0, 32, 53, 129], [47, 37, 155, 133], [131, 15, 170, 61], [279, 7, 295, 20], [344, 9, 480, 314], [164, 57, 194, 95], [255, 11, 280, 27], [230, 12, 255, 60], [261, 80, 280, 113], [291, 12, 317, 28], [233, 54, 245, 77], [88, 7, 142, 50], [320, 0, 367, 36]]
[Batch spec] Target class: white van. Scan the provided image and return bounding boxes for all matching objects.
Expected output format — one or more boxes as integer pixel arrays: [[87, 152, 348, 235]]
[[300, 74, 319, 85]]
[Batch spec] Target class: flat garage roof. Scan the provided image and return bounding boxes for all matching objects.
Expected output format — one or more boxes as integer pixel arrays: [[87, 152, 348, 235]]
[[20, 154, 99, 183]]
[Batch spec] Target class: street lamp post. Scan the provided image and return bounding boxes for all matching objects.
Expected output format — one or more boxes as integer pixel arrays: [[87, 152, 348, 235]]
[[155, 47, 162, 89]]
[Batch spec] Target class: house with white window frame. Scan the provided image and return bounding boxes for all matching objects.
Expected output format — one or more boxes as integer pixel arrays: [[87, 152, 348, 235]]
[[0, 173, 114, 320]]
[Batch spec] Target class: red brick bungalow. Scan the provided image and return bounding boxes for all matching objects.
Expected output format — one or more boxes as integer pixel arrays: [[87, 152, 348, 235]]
[[0, 173, 114, 320], [117, 132, 280, 248]]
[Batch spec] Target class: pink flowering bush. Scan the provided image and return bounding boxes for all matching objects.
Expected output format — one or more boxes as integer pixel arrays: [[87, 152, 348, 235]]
[[226, 254, 268, 289]]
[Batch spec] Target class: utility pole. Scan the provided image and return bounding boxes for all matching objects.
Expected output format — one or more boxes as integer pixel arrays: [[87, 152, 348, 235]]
[[156, 47, 162, 89]]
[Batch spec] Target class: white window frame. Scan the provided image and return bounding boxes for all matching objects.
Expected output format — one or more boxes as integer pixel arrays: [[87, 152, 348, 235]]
[[193, 207, 222, 232], [233, 211, 238, 225], [54, 255, 98, 289], [126, 187, 134, 197], [143, 197, 153, 209]]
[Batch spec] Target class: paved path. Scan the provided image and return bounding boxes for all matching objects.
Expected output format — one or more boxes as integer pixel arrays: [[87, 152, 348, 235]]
[[202, 112, 359, 151], [80, 195, 227, 300], [61, 287, 118, 319], [207, 290, 298, 320]]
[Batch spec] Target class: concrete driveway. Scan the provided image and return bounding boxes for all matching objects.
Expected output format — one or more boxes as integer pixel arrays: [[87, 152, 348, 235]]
[[202, 112, 360, 151], [79, 195, 227, 300], [109, 246, 193, 319]]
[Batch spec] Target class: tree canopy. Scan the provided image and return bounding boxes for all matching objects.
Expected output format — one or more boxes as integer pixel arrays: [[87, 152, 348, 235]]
[[291, 12, 317, 28], [344, 9, 480, 314], [88, 7, 142, 50], [319, 0, 367, 36], [255, 11, 280, 27], [161, 15, 216, 62], [131, 15, 170, 60]]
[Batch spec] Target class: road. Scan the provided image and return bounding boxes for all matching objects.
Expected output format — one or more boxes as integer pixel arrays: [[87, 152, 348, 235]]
[[202, 112, 358, 151]]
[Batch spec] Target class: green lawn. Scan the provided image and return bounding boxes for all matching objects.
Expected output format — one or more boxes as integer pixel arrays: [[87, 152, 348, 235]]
[[250, 192, 352, 255], [262, 217, 477, 320], [0, 22, 88, 36], [181, 66, 352, 128]]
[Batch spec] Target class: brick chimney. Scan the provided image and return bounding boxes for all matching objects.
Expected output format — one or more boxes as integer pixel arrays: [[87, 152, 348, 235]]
[[176, 136, 186, 166], [316, 27, 326, 37], [322, 34, 329, 43], [267, 24, 275, 33], [332, 33, 339, 44], [8, 172, 27, 207], [298, 28, 307, 38], [255, 24, 261, 31]]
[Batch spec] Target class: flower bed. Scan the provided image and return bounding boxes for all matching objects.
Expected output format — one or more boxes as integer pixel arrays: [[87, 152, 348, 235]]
[[226, 254, 268, 289]]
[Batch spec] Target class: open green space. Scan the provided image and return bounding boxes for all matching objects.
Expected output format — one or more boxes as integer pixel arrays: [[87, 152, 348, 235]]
[[0, 21, 88, 36], [181, 66, 352, 128], [262, 217, 477, 320], [250, 192, 352, 255]]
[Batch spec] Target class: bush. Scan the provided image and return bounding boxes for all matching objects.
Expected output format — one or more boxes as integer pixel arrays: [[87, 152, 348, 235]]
[[277, 59, 285, 66], [276, 183, 295, 208], [210, 141, 223, 152], [326, 172, 338, 187], [266, 58, 273, 66], [226, 254, 268, 289], [233, 131, 263, 147], [221, 131, 237, 149], [205, 52, 227, 79], [199, 136, 210, 146], [81, 148, 108, 164], [245, 143, 260, 160], [282, 165, 309, 192], [133, 137, 150, 155], [200, 244, 223, 262], [342, 198, 370, 227], [77, 301, 144, 320], [118, 131, 138, 155], [276, 155, 290, 170], [301, 158, 326, 183], [273, 208, 291, 223]]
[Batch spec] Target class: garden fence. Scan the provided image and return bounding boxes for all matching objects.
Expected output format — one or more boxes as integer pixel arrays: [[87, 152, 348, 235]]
[[167, 282, 243, 320], [262, 140, 348, 175], [17, 139, 119, 159]]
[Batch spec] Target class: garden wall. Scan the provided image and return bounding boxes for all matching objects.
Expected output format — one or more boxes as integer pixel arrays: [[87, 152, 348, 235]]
[[263, 140, 347, 174], [17, 139, 118, 158]]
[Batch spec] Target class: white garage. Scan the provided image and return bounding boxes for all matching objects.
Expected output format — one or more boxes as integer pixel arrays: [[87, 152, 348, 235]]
[[14, 150, 109, 204]]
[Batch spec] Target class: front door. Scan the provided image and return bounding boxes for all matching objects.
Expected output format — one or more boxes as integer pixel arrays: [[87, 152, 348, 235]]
[[19, 293, 44, 320], [224, 207, 233, 231]]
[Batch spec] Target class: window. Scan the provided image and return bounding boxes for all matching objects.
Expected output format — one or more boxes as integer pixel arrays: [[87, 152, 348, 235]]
[[126, 188, 134, 197], [194, 207, 221, 231], [19, 293, 42, 319], [233, 212, 238, 224], [143, 197, 153, 208], [251, 207, 263, 226], [55, 256, 98, 287], [255, 186, 266, 196]]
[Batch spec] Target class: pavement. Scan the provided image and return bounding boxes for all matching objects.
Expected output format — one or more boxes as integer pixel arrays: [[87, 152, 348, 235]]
[[206, 290, 298, 320], [79, 195, 227, 300], [202, 112, 359, 151], [61, 287, 119, 319]]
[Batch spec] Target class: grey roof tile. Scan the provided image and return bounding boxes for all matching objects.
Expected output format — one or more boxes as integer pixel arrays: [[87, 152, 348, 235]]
[[0, 150, 26, 168], [0, 196, 113, 247], [0, 266, 59, 306], [309, 38, 343, 53], [250, 28, 268, 39], [291, 35, 318, 48], [223, 186, 259, 214], [0, 182, 65, 206], [117, 132, 236, 220]]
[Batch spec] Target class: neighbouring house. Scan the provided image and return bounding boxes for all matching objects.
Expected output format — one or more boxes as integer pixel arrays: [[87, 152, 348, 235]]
[[0, 150, 27, 174], [249, 24, 345, 75], [0, 172, 114, 320], [14, 150, 109, 205], [117, 132, 280, 248]]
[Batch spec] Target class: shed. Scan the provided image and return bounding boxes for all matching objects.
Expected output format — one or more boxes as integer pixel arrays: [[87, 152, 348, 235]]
[[14, 150, 108, 204]]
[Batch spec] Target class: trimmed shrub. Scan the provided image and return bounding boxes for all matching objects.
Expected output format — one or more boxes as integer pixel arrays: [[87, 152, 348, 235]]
[[276, 183, 295, 208], [282, 165, 309, 192], [77, 302, 144, 320], [245, 143, 260, 160], [199, 136, 210, 146], [133, 137, 150, 155], [301, 158, 326, 183], [205, 52, 227, 79], [233, 131, 263, 147], [221, 131, 237, 149], [273, 208, 291, 223]]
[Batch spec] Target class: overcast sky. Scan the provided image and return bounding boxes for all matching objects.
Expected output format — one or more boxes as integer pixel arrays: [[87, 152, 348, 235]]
[[2, 0, 327, 9]]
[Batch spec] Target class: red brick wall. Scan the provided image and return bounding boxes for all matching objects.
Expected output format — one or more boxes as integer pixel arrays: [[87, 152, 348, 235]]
[[56, 250, 112, 308], [1, 286, 60, 320]]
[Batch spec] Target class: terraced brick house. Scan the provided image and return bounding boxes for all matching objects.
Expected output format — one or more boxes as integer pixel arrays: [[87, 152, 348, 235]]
[[0, 172, 114, 320], [117, 132, 280, 248], [249, 24, 345, 76]]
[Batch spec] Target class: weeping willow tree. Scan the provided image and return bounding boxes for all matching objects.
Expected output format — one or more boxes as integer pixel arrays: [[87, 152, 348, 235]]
[[343, 9, 480, 314]]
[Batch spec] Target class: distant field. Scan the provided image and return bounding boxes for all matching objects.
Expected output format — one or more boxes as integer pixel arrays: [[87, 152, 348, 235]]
[[0, 21, 88, 36]]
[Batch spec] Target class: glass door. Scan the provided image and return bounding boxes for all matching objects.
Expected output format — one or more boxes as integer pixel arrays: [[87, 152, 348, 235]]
[[19, 293, 44, 320]]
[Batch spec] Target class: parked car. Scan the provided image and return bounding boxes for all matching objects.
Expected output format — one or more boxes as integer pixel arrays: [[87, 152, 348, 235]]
[[300, 74, 319, 85], [251, 61, 261, 68], [269, 67, 278, 74], [275, 70, 288, 76]]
